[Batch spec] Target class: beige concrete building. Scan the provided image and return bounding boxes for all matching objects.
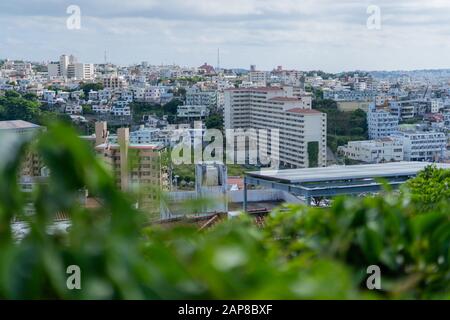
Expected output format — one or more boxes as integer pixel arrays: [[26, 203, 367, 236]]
[[94, 124, 167, 210], [224, 87, 327, 168]]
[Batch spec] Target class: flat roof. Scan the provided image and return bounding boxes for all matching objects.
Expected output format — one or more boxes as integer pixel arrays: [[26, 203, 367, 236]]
[[0, 120, 40, 130], [286, 108, 322, 115], [247, 162, 450, 184], [95, 143, 164, 150]]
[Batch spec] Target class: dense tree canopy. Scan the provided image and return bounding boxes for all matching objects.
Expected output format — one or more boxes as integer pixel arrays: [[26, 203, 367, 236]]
[[0, 91, 42, 122], [79, 82, 104, 97], [205, 114, 223, 130], [0, 91, 70, 125], [313, 99, 368, 152]]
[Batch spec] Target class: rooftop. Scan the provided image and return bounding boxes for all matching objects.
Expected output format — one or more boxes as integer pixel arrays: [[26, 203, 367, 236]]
[[0, 120, 40, 130], [286, 108, 322, 114], [225, 86, 282, 92], [269, 97, 301, 102], [246, 161, 450, 184]]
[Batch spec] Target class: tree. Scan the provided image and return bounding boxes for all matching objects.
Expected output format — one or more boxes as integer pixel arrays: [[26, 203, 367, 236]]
[[205, 114, 223, 130], [0, 91, 64, 125], [405, 165, 450, 211], [307, 141, 319, 168], [82, 104, 94, 115], [0, 93, 41, 122], [163, 99, 183, 114], [313, 101, 368, 153], [79, 82, 104, 97]]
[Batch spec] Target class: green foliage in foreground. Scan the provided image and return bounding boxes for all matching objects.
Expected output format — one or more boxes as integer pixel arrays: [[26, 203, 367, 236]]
[[0, 124, 449, 299]]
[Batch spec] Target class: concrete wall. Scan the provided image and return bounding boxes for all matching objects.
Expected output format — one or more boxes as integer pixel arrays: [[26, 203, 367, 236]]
[[337, 101, 370, 112], [167, 189, 304, 204]]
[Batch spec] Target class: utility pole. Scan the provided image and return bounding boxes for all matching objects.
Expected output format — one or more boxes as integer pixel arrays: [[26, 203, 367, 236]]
[[217, 48, 220, 72]]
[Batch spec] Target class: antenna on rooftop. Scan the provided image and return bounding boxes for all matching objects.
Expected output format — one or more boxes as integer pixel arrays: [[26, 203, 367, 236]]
[[217, 48, 220, 72]]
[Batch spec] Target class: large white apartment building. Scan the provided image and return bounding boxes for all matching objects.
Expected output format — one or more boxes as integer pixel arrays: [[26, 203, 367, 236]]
[[47, 54, 94, 80], [368, 104, 399, 139], [393, 131, 447, 162], [323, 90, 377, 102], [224, 87, 327, 168], [67, 63, 95, 80], [186, 89, 217, 108], [248, 71, 268, 85], [338, 137, 404, 163]]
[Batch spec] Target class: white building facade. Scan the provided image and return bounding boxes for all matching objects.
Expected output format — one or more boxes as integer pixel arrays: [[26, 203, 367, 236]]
[[368, 104, 399, 139], [394, 131, 447, 162], [224, 87, 327, 168], [339, 138, 404, 163]]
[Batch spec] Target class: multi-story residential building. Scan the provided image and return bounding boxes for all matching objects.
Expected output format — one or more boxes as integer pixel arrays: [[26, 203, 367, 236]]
[[249, 70, 268, 85], [92, 104, 111, 114], [89, 90, 99, 101], [393, 131, 447, 162], [388, 101, 416, 120], [388, 100, 428, 121], [95, 127, 166, 211], [0, 120, 44, 177], [368, 103, 399, 139], [47, 54, 93, 80], [444, 112, 450, 126], [186, 89, 217, 109], [323, 90, 377, 102], [224, 87, 327, 168], [47, 63, 60, 79], [57, 91, 70, 101], [67, 63, 95, 80], [338, 137, 404, 163], [42, 89, 56, 103], [430, 98, 444, 113], [65, 104, 82, 115], [102, 75, 127, 89], [177, 105, 209, 120], [354, 81, 367, 91], [111, 103, 131, 116], [98, 89, 112, 102], [107, 126, 162, 145], [159, 122, 206, 147]]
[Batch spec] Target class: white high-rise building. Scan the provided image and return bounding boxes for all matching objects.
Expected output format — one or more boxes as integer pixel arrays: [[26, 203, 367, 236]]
[[67, 63, 95, 80], [47, 54, 94, 80], [368, 103, 399, 139], [59, 54, 70, 77], [393, 131, 447, 162], [47, 63, 60, 78], [224, 87, 327, 168]]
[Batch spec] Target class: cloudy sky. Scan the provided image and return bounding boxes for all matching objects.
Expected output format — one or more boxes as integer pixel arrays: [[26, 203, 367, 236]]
[[1, 0, 450, 72]]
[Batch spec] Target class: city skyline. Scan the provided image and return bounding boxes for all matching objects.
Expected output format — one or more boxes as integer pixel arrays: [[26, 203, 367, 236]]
[[2, 0, 450, 72]]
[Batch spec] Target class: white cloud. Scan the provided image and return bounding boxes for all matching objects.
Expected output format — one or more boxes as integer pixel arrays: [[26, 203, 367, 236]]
[[1, 0, 450, 71]]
